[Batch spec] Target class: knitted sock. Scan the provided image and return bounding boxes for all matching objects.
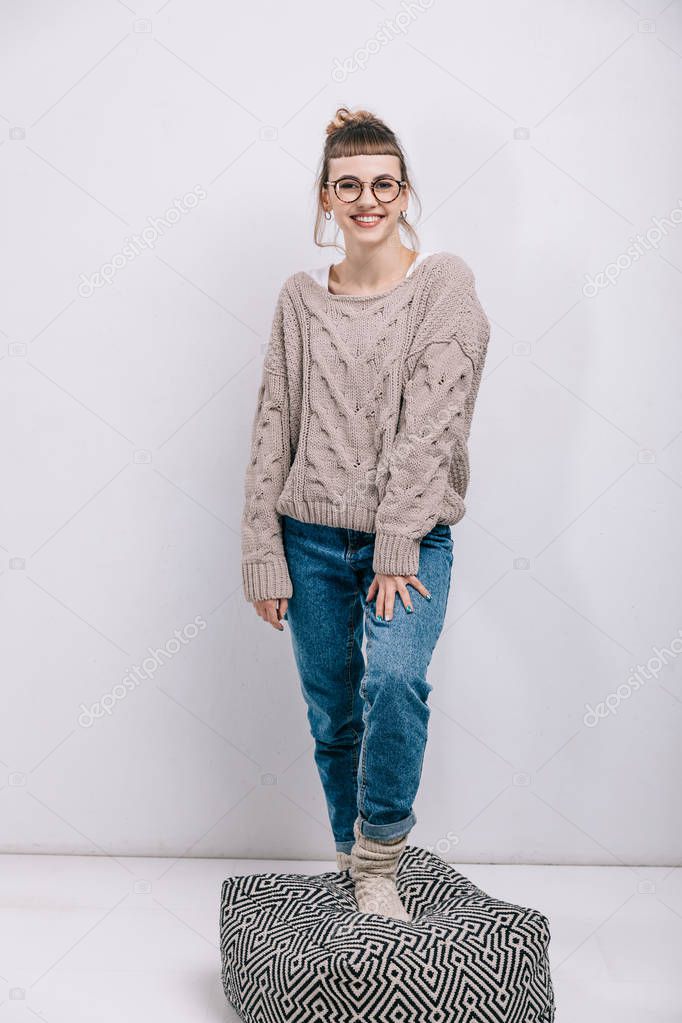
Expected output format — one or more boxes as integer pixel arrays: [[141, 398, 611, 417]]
[[336, 850, 352, 872], [349, 816, 410, 921]]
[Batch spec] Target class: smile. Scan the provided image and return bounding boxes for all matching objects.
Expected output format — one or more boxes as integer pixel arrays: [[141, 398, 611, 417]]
[[350, 215, 385, 227]]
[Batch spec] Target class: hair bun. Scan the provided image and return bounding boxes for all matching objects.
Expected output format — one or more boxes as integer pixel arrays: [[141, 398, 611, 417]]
[[325, 106, 377, 136]]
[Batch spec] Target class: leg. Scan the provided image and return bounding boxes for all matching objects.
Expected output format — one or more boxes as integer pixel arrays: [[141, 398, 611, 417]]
[[281, 516, 365, 854], [354, 523, 454, 842]]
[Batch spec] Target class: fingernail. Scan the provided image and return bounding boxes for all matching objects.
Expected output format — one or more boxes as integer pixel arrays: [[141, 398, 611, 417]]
[[406, 605, 414, 613], [425, 593, 432, 600], [376, 614, 383, 621]]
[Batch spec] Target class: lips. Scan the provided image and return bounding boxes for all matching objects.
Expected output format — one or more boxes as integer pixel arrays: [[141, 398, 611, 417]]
[[350, 214, 385, 227]]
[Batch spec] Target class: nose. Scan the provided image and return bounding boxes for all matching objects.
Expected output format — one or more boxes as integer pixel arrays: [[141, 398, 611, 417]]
[[355, 182, 380, 207]]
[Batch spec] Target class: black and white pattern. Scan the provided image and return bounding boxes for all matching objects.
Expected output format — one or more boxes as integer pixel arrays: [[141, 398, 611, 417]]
[[220, 844, 555, 1022]]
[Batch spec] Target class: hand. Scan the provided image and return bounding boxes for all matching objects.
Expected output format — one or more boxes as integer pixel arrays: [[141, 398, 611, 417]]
[[366, 573, 431, 622], [252, 597, 288, 631]]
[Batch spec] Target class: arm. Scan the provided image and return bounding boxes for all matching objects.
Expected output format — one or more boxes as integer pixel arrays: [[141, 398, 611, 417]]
[[240, 286, 294, 602], [372, 264, 490, 577]]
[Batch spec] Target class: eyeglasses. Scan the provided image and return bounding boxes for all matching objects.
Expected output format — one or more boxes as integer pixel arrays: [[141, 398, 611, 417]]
[[324, 175, 406, 203]]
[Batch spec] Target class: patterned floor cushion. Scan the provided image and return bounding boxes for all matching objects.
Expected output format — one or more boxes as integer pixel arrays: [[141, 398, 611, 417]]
[[220, 844, 556, 1023]]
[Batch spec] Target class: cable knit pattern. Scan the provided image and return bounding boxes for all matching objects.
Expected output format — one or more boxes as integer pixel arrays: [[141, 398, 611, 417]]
[[240, 251, 490, 602]]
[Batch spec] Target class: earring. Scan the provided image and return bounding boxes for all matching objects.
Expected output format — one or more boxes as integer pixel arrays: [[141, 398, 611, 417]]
[[400, 210, 407, 220], [325, 210, 332, 221]]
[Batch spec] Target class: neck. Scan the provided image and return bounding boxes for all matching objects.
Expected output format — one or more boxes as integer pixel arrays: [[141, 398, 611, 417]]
[[331, 238, 417, 292]]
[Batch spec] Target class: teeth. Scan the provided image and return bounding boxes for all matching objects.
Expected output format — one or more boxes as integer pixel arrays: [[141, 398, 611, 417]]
[[354, 216, 381, 223]]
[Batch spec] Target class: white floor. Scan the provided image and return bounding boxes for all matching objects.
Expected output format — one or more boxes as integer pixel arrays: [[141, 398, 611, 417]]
[[1, 855, 680, 1022]]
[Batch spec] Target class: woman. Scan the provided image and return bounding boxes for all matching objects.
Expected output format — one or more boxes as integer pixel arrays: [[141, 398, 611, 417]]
[[240, 106, 490, 921]]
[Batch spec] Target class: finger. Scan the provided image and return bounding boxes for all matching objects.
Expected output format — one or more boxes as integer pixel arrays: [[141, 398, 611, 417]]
[[254, 600, 282, 630], [277, 598, 288, 623], [407, 575, 431, 599], [383, 584, 396, 622], [397, 583, 414, 613], [366, 576, 378, 602], [266, 603, 283, 630], [376, 580, 385, 620]]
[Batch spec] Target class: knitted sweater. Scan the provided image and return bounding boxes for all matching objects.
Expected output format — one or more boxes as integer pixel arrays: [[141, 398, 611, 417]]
[[240, 251, 490, 603]]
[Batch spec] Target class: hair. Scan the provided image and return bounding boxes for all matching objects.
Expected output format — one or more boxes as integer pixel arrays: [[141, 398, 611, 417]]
[[313, 106, 422, 253]]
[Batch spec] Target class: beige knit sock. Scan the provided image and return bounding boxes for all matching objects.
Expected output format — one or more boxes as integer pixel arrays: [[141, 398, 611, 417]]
[[349, 816, 410, 921], [336, 850, 352, 872]]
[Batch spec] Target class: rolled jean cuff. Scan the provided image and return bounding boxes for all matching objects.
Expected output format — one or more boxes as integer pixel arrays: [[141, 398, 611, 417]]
[[335, 839, 354, 854], [360, 810, 416, 842]]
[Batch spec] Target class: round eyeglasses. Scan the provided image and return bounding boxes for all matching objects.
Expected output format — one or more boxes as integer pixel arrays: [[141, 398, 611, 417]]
[[324, 176, 406, 203]]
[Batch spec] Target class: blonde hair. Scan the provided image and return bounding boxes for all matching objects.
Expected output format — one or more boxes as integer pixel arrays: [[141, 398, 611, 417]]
[[313, 106, 421, 252]]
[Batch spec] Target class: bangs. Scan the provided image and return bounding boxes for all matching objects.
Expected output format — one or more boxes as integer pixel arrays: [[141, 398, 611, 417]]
[[327, 130, 402, 163]]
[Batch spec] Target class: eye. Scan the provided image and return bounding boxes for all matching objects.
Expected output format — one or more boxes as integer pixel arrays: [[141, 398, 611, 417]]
[[374, 178, 396, 192], [337, 178, 359, 191]]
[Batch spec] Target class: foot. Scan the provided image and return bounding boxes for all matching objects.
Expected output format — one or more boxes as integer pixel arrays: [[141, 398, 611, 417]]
[[349, 816, 411, 921], [353, 874, 410, 921]]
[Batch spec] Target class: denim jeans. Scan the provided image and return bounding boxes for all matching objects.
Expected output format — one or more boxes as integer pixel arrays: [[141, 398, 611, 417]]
[[281, 514, 454, 854]]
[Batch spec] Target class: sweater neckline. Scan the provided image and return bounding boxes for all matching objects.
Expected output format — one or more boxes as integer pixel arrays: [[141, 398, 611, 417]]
[[301, 251, 445, 301]]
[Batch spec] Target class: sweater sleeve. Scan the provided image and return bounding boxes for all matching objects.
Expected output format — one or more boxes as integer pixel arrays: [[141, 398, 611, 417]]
[[372, 264, 489, 577], [240, 287, 294, 602]]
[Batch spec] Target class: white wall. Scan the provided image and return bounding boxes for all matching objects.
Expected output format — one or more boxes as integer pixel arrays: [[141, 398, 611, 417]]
[[1, 0, 680, 863]]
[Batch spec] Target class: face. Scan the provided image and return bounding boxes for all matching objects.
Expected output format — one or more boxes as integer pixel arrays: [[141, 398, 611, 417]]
[[322, 154, 408, 244]]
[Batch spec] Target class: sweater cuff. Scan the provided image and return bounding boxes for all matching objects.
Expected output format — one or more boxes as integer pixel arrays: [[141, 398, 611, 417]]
[[242, 558, 293, 603], [373, 532, 421, 577]]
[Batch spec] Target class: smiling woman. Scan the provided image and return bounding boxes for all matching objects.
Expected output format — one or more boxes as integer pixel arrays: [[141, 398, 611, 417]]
[[240, 105, 491, 923], [308, 107, 428, 297]]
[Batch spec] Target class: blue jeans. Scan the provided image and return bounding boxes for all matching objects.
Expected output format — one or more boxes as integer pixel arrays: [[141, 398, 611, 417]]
[[281, 514, 454, 854]]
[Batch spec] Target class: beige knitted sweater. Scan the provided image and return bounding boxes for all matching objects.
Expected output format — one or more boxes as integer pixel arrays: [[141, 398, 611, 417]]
[[240, 251, 490, 603]]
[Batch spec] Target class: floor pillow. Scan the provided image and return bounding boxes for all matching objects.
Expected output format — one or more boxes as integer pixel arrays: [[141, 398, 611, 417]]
[[220, 843, 556, 1022]]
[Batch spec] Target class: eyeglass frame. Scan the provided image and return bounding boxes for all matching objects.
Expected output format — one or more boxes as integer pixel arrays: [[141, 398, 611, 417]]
[[323, 175, 407, 203]]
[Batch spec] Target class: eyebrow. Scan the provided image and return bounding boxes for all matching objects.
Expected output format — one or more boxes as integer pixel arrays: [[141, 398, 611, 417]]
[[337, 174, 397, 182]]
